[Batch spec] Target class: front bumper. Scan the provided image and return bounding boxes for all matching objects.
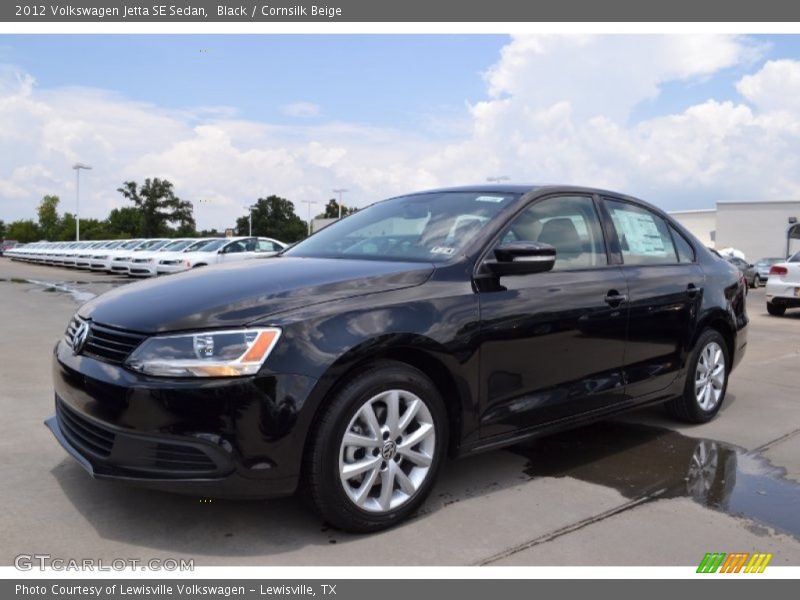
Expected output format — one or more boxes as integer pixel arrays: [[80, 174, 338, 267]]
[[156, 263, 189, 274], [128, 262, 157, 276], [49, 340, 317, 498]]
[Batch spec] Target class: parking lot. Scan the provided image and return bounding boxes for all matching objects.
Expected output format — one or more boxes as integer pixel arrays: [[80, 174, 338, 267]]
[[1, 257, 799, 566]]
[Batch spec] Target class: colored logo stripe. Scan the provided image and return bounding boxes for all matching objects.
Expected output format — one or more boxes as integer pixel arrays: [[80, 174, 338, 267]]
[[745, 553, 773, 573], [697, 553, 726, 573], [697, 552, 772, 573]]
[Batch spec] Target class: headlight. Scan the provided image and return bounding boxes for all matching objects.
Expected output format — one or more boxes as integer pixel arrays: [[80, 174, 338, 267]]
[[125, 328, 281, 377]]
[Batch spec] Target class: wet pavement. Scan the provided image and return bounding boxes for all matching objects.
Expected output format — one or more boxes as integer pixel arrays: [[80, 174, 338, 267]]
[[1, 258, 799, 566], [513, 421, 800, 539]]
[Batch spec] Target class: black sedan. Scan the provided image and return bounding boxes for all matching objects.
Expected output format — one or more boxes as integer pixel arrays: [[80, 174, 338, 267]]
[[47, 185, 748, 532]]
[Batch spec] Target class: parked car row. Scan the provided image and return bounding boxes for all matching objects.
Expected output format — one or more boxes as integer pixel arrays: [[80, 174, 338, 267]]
[[3, 236, 288, 276]]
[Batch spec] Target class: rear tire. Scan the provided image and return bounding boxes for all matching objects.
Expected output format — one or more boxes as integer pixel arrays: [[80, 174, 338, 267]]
[[305, 360, 447, 533], [752, 275, 761, 288], [667, 329, 729, 424], [767, 303, 786, 316]]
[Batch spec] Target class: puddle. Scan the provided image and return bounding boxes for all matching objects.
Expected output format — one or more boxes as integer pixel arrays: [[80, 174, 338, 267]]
[[511, 421, 800, 538], [0, 277, 97, 303]]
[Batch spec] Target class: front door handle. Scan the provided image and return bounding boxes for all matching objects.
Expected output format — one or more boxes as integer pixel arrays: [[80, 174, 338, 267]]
[[604, 290, 627, 306], [687, 283, 700, 297]]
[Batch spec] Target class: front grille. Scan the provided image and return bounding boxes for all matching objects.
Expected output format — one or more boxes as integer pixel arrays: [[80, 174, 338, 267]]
[[56, 399, 115, 458], [154, 442, 218, 472], [64, 317, 146, 365], [55, 398, 224, 476]]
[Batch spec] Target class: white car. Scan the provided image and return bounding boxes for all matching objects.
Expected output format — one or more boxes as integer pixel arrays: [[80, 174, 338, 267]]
[[127, 238, 196, 277], [75, 241, 112, 269], [91, 239, 145, 273], [765, 252, 800, 316], [158, 236, 286, 274], [120, 239, 173, 275], [155, 238, 216, 275]]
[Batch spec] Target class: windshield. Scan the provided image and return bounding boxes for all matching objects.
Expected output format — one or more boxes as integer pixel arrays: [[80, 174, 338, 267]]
[[160, 239, 192, 252], [184, 239, 212, 252], [196, 238, 231, 252], [135, 239, 168, 251], [285, 191, 520, 262], [121, 240, 142, 250], [757, 258, 783, 266]]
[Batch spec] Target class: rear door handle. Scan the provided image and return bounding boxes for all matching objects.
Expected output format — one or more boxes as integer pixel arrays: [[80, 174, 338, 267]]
[[687, 283, 700, 297], [604, 290, 627, 306]]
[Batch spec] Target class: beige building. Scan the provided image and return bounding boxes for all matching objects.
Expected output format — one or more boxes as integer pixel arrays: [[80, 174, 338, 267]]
[[670, 201, 800, 261]]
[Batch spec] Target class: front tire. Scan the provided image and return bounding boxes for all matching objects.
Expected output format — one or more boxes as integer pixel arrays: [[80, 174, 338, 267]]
[[667, 329, 729, 423], [305, 361, 447, 533], [767, 302, 786, 316], [752, 275, 761, 288]]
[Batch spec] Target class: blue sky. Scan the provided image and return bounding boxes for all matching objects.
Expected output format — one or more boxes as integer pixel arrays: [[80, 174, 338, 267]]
[[5, 34, 800, 130], [0, 35, 505, 134], [3, 34, 800, 228]]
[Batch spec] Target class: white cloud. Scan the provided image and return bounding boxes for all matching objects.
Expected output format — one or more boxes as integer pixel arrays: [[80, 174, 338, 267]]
[[281, 101, 321, 118], [736, 59, 800, 113], [4, 35, 800, 232]]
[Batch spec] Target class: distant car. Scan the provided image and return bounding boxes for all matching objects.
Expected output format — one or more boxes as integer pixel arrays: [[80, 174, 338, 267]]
[[765, 252, 800, 316], [725, 256, 750, 294], [127, 238, 196, 277], [744, 257, 784, 288], [158, 236, 286, 274], [0, 240, 19, 256]]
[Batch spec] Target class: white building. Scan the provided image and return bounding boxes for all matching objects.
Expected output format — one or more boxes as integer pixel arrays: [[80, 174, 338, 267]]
[[670, 200, 800, 261]]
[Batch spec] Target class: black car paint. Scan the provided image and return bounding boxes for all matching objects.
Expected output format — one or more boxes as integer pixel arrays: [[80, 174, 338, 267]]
[[48, 185, 748, 498]]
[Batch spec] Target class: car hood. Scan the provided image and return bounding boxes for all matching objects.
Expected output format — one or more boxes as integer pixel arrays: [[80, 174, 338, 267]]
[[78, 256, 434, 333]]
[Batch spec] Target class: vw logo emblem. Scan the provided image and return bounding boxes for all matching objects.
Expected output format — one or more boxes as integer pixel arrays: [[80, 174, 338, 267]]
[[71, 321, 90, 355], [381, 440, 397, 460]]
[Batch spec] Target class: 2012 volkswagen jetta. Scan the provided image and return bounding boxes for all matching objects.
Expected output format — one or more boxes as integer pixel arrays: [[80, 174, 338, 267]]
[[47, 185, 748, 532]]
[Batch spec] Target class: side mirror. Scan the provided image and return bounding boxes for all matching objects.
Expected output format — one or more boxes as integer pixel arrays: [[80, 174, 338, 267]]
[[484, 241, 556, 276]]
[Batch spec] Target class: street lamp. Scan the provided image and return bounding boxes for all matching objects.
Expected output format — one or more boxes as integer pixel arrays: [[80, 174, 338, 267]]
[[246, 205, 257, 236], [72, 163, 92, 241], [486, 175, 510, 184], [332, 188, 348, 219], [300, 200, 316, 236]]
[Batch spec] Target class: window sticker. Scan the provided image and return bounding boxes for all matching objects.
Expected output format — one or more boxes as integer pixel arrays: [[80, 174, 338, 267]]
[[612, 209, 667, 255], [475, 195, 506, 203], [430, 246, 456, 255]]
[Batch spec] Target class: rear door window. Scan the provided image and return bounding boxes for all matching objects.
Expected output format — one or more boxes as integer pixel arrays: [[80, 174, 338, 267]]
[[604, 199, 678, 265]]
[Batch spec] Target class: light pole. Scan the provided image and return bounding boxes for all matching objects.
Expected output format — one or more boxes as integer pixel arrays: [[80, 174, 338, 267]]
[[72, 163, 92, 241], [486, 175, 510, 184], [332, 188, 348, 219], [246, 205, 256, 236], [300, 200, 316, 236]]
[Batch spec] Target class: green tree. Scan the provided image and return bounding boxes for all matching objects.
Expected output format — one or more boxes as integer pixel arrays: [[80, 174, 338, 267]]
[[37, 194, 61, 240], [235, 195, 308, 243], [105, 207, 143, 238], [316, 198, 358, 219], [6, 219, 40, 243], [0, 219, 6, 239], [117, 178, 195, 237], [78, 218, 111, 240], [56, 213, 76, 241]]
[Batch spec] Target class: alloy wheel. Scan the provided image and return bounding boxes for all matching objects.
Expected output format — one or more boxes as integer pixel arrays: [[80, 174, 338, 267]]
[[339, 389, 436, 513], [694, 341, 726, 411]]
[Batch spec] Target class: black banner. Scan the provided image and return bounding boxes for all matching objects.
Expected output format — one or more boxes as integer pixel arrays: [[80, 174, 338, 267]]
[[3, 0, 800, 22], [4, 579, 798, 600]]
